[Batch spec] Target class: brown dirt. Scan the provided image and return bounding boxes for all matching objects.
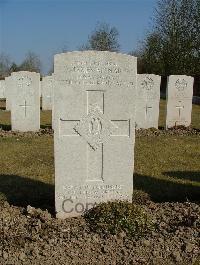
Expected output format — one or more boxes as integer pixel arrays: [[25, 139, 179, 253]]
[[0, 128, 54, 138], [0, 126, 200, 138], [136, 126, 200, 137], [0, 200, 199, 265]]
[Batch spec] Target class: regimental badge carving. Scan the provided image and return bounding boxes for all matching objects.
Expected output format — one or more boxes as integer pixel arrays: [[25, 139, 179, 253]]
[[74, 105, 117, 150], [141, 76, 154, 91], [17, 76, 32, 87], [175, 79, 187, 91]]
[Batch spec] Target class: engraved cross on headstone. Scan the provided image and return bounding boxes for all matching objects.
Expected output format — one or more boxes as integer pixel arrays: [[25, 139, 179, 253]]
[[176, 101, 184, 118], [19, 100, 31, 117], [145, 104, 153, 119], [59, 90, 131, 182]]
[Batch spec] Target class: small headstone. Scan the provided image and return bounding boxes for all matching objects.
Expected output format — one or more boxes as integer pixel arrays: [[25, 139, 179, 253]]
[[166, 75, 194, 128], [41, 76, 53, 110], [5, 76, 13, 110], [136, 74, 161, 129], [54, 51, 137, 218], [0, 80, 5, 99], [11, 71, 40, 131]]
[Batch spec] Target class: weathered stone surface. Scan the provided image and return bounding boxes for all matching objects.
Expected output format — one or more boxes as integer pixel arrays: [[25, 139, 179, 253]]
[[11, 71, 40, 132], [0, 80, 5, 99], [136, 74, 161, 129], [166, 75, 194, 128], [54, 51, 137, 218], [41, 76, 53, 110]]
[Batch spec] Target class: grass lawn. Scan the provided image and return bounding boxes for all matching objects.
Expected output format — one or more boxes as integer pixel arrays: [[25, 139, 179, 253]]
[[0, 99, 199, 211], [135, 135, 200, 202]]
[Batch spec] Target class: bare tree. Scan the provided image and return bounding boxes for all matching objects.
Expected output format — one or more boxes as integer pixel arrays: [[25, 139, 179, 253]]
[[9, 62, 20, 73], [20, 51, 42, 73], [0, 53, 11, 78], [81, 22, 120, 52]]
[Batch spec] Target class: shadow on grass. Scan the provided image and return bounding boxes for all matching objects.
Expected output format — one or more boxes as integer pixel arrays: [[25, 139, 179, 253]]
[[134, 173, 200, 203], [0, 124, 11, 131], [0, 174, 54, 214], [163, 171, 200, 183]]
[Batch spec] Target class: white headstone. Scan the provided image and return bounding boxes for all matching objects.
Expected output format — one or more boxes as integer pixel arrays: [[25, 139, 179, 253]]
[[0, 80, 5, 99], [51, 73, 55, 129], [136, 74, 161, 129], [39, 79, 42, 97], [5, 76, 13, 110], [54, 51, 137, 218], [41, 76, 53, 110], [11, 71, 40, 131], [166, 75, 194, 128]]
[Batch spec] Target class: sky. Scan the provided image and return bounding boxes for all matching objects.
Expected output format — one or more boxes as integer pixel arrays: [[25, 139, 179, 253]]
[[0, 0, 157, 74]]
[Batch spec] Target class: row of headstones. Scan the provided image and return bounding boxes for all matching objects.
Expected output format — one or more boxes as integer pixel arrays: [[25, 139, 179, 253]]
[[0, 74, 53, 110], [0, 71, 194, 132], [0, 52, 195, 218], [137, 74, 193, 129]]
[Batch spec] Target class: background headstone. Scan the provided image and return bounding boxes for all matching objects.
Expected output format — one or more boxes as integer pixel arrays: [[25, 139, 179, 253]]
[[41, 75, 53, 110], [166, 75, 194, 128], [39, 79, 42, 97], [5, 76, 13, 110], [136, 74, 161, 129], [0, 80, 5, 99], [54, 51, 137, 218], [51, 73, 55, 129], [11, 71, 40, 131]]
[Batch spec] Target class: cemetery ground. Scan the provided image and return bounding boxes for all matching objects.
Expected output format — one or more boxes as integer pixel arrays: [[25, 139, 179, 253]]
[[0, 99, 199, 264]]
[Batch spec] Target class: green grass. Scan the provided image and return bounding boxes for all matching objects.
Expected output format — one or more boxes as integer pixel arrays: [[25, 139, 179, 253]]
[[0, 99, 199, 211], [134, 135, 200, 202], [0, 136, 54, 211]]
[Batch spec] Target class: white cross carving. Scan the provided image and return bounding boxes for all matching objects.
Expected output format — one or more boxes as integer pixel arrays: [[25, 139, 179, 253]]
[[59, 90, 131, 182], [145, 104, 153, 119], [176, 101, 184, 118], [19, 100, 31, 117]]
